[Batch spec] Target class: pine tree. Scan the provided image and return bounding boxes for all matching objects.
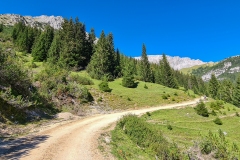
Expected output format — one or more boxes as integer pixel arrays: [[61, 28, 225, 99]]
[[140, 44, 152, 82], [122, 61, 135, 88], [233, 76, 240, 107], [208, 74, 219, 99]]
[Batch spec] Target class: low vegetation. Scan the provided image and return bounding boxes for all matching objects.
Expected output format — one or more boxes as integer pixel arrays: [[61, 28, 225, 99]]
[[111, 101, 240, 159]]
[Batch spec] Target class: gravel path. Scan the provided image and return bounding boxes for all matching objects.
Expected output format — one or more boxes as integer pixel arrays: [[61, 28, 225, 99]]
[[0, 99, 199, 160]]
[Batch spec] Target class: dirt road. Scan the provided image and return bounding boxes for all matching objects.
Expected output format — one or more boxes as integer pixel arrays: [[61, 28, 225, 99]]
[[1, 99, 199, 160]]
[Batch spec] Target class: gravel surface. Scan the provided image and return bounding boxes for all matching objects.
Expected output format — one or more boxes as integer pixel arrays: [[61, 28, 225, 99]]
[[0, 99, 199, 160]]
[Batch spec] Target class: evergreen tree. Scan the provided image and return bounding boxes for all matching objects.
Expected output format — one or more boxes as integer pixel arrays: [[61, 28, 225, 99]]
[[16, 27, 28, 52], [233, 76, 240, 107], [59, 18, 78, 67], [158, 54, 178, 88], [47, 32, 61, 63], [218, 79, 233, 103], [122, 61, 135, 88], [208, 74, 219, 99], [87, 31, 117, 80], [32, 25, 54, 61], [140, 44, 152, 82], [0, 23, 3, 32]]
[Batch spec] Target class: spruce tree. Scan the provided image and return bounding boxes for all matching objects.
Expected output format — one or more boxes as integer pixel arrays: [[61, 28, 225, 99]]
[[87, 31, 109, 79], [208, 74, 219, 99], [87, 31, 117, 80], [16, 27, 28, 52], [233, 76, 240, 107], [32, 25, 54, 61], [218, 79, 233, 103], [48, 32, 61, 63], [122, 61, 135, 88], [158, 54, 178, 88], [140, 44, 152, 82]]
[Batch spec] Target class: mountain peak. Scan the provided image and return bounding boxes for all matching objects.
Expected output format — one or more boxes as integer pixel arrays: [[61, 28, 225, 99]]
[[0, 14, 64, 29]]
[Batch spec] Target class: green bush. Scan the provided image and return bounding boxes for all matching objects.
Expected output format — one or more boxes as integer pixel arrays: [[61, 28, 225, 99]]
[[194, 101, 209, 117], [68, 74, 94, 85], [199, 130, 239, 159], [144, 84, 148, 89], [167, 124, 173, 130], [213, 117, 223, 125], [146, 112, 151, 116], [113, 115, 183, 159], [236, 112, 240, 117], [211, 110, 217, 116], [99, 81, 112, 92], [162, 94, 168, 99], [210, 100, 224, 110]]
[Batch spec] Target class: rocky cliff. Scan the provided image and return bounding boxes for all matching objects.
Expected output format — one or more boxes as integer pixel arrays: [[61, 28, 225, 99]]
[[135, 55, 206, 70], [0, 14, 64, 29]]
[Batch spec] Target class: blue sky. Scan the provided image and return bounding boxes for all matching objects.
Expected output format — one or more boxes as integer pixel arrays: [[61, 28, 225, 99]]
[[1, 0, 240, 62]]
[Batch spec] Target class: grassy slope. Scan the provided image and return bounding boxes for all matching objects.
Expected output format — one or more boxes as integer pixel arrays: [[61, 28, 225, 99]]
[[75, 71, 197, 110], [142, 102, 240, 148], [111, 101, 240, 159]]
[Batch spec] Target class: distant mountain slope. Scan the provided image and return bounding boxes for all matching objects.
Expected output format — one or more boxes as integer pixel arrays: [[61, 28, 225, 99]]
[[0, 14, 64, 29], [135, 55, 206, 70], [192, 55, 240, 81], [180, 63, 216, 75]]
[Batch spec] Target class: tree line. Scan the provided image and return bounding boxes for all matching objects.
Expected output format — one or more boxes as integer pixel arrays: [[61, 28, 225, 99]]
[[11, 19, 240, 108]]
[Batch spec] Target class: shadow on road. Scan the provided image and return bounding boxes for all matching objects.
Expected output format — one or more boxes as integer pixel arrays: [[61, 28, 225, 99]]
[[0, 135, 49, 160]]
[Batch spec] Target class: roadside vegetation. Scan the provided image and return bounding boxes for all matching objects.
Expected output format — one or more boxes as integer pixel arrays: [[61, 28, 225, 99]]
[[111, 101, 240, 159]]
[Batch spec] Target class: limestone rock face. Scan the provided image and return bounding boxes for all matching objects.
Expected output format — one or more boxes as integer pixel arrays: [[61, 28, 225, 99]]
[[135, 55, 206, 70], [0, 14, 64, 29]]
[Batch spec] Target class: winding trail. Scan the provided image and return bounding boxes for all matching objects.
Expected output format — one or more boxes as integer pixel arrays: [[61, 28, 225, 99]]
[[1, 99, 199, 160]]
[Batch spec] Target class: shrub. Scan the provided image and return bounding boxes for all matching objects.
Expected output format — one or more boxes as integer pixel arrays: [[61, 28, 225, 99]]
[[144, 84, 148, 89], [213, 117, 223, 125], [210, 100, 224, 110], [236, 112, 240, 117], [198, 130, 239, 159], [99, 81, 112, 92], [127, 97, 131, 101], [97, 97, 103, 102], [174, 92, 178, 96], [162, 94, 168, 99], [68, 82, 93, 103], [114, 115, 183, 159], [194, 101, 209, 117], [68, 74, 94, 85], [211, 110, 217, 116], [167, 124, 173, 130], [146, 112, 151, 116]]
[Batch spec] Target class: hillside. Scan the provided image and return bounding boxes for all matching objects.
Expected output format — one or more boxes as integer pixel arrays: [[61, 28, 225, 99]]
[[180, 62, 216, 74], [191, 55, 240, 81]]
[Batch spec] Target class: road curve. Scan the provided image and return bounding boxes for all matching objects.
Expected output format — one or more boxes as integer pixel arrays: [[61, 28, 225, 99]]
[[7, 99, 200, 160]]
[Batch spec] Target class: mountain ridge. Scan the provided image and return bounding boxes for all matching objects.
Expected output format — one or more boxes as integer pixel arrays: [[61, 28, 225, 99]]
[[0, 14, 64, 29], [191, 55, 240, 81], [135, 55, 208, 70]]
